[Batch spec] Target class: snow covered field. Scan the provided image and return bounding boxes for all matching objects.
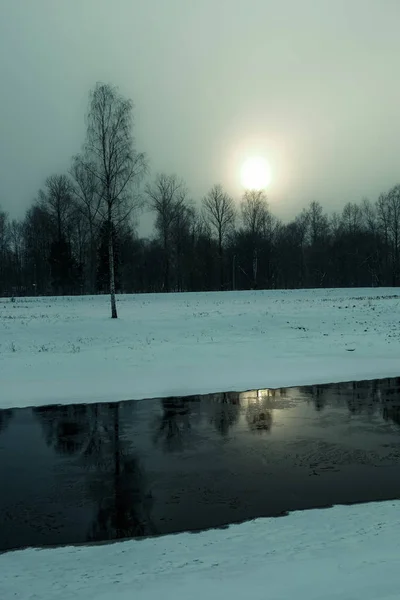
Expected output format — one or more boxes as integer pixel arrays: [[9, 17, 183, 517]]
[[2, 289, 400, 598], [1, 500, 399, 600], [1, 288, 400, 410]]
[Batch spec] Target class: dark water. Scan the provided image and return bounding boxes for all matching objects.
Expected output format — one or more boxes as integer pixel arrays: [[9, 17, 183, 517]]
[[2, 378, 400, 552]]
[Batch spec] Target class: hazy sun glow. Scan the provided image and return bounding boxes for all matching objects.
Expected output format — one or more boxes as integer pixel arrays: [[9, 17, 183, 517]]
[[240, 156, 272, 190]]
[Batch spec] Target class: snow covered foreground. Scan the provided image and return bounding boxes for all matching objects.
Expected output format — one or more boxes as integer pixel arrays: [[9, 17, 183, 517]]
[[1, 288, 400, 410], [1, 501, 399, 600]]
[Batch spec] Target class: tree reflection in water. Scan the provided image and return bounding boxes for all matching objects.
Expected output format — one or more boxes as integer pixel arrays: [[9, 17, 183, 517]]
[[300, 385, 328, 412], [346, 381, 377, 416], [34, 402, 154, 542], [34, 404, 93, 455], [383, 405, 400, 428], [153, 398, 192, 452], [246, 392, 273, 433], [311, 386, 327, 412], [209, 392, 241, 437], [0, 409, 13, 436]]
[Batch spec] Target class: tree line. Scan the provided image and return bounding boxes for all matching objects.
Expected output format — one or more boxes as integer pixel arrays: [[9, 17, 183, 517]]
[[1, 82, 400, 314]]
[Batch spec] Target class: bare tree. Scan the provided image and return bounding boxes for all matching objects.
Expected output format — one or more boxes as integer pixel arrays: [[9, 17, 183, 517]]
[[172, 204, 195, 291], [82, 82, 147, 317], [293, 211, 309, 287], [145, 173, 188, 292], [38, 174, 74, 242], [360, 199, 381, 285], [361, 198, 378, 233], [9, 219, 24, 292], [37, 174, 78, 294], [240, 190, 274, 287], [306, 200, 329, 245], [241, 189, 269, 237], [202, 184, 235, 289], [275, 220, 306, 288], [303, 201, 330, 286], [22, 204, 53, 294], [377, 185, 400, 285], [341, 202, 363, 236], [0, 209, 10, 293]]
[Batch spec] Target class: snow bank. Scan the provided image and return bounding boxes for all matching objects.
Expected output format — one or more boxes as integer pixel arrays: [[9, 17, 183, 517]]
[[1, 500, 400, 600], [1, 288, 400, 410]]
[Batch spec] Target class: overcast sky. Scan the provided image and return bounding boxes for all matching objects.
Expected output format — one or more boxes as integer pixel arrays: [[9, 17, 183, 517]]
[[1, 0, 400, 230]]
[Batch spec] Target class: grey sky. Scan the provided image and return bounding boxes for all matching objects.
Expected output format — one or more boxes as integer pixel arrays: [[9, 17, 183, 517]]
[[1, 0, 400, 231]]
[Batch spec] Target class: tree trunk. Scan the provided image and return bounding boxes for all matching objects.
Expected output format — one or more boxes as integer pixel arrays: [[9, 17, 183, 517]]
[[108, 217, 118, 318]]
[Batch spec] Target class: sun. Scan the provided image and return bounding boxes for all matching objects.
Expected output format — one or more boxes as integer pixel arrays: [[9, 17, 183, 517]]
[[240, 156, 272, 190]]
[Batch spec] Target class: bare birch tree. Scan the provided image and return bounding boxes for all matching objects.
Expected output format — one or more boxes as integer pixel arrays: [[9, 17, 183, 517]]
[[82, 83, 147, 317]]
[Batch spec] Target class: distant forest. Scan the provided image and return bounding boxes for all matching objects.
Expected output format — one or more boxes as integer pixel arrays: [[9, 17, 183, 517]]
[[1, 84, 400, 297]]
